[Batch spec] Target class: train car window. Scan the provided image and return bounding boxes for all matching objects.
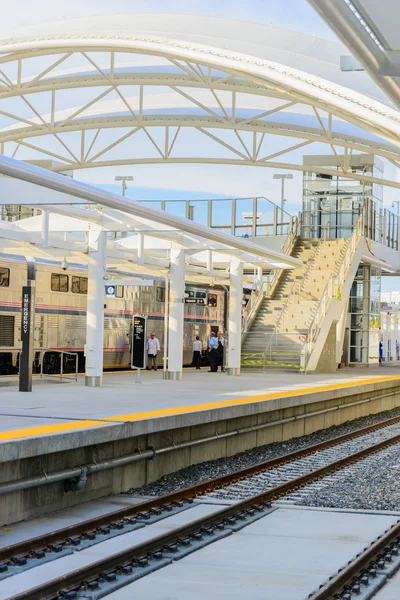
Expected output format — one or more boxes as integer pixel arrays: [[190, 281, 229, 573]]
[[156, 286, 165, 302], [72, 276, 88, 294], [207, 293, 218, 307], [80, 277, 88, 294], [116, 285, 124, 298], [0, 267, 10, 287], [51, 273, 69, 292]]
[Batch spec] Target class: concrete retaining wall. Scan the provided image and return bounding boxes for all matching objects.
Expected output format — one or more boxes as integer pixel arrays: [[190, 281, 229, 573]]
[[1, 379, 400, 524]]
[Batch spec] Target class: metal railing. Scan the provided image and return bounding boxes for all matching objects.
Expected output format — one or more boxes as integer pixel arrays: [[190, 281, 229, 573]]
[[140, 196, 294, 239], [0, 348, 79, 381], [297, 240, 322, 297], [301, 204, 398, 250], [301, 214, 363, 371], [264, 239, 321, 359], [263, 331, 305, 370], [40, 349, 79, 382], [242, 215, 300, 336], [267, 215, 300, 298], [242, 281, 265, 335]]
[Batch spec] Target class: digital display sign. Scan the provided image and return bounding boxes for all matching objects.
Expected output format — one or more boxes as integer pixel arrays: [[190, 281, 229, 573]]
[[131, 315, 147, 369]]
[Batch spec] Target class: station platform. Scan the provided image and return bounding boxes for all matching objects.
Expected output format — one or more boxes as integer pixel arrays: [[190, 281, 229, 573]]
[[1, 366, 400, 453], [1, 366, 400, 524]]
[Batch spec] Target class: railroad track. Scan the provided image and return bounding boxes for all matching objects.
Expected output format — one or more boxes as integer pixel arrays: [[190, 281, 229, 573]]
[[307, 519, 400, 600], [4, 414, 400, 599]]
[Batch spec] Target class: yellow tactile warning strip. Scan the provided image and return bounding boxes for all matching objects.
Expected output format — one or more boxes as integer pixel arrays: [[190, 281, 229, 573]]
[[1, 375, 400, 443]]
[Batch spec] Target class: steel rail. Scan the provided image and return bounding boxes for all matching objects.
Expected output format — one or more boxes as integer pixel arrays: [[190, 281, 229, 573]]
[[308, 520, 400, 599], [2, 411, 400, 565], [9, 428, 400, 600]]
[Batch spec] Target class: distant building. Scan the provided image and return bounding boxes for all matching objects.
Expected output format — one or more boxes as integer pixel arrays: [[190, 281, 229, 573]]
[[381, 307, 400, 361], [381, 291, 400, 305]]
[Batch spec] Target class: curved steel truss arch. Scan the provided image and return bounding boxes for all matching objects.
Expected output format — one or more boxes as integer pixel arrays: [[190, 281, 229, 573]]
[[0, 33, 400, 185]]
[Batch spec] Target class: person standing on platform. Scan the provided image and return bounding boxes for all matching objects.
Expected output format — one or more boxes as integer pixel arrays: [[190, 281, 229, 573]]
[[207, 332, 219, 372], [146, 332, 160, 371], [193, 336, 202, 370], [216, 331, 227, 372]]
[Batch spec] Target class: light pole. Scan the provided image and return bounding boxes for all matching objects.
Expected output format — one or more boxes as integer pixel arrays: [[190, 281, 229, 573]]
[[273, 173, 293, 235], [114, 176, 133, 239], [114, 175, 134, 197], [392, 200, 400, 218]]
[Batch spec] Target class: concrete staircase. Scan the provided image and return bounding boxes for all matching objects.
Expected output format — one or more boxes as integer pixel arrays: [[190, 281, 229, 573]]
[[241, 238, 348, 372]]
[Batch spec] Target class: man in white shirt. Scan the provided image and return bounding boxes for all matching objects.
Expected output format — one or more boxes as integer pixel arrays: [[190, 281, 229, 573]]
[[146, 332, 160, 371], [192, 336, 202, 370], [216, 331, 227, 372]]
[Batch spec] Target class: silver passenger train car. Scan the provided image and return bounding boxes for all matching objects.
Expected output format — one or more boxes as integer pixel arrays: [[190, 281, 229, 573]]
[[0, 254, 225, 374]]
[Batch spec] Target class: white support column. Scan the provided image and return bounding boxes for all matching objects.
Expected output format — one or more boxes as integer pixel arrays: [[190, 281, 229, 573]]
[[41, 209, 49, 248], [256, 266, 263, 289], [227, 257, 243, 376], [206, 250, 212, 276], [137, 233, 144, 264], [85, 231, 107, 387], [168, 248, 185, 380]]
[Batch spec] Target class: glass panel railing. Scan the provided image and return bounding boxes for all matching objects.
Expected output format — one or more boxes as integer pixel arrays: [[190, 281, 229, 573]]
[[138, 196, 293, 240]]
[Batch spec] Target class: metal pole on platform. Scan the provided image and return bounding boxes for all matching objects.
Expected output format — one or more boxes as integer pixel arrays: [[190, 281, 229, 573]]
[[19, 257, 36, 392]]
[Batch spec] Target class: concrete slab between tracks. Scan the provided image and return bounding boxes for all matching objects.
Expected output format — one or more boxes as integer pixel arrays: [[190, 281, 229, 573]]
[[107, 507, 398, 600], [1, 497, 396, 600], [1, 366, 400, 523]]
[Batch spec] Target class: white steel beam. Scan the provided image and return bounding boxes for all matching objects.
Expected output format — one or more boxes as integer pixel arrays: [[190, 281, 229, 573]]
[[2, 116, 400, 171], [0, 154, 302, 269]]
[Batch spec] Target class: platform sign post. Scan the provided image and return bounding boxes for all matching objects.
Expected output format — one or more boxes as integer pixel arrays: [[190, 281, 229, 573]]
[[131, 314, 147, 384], [20, 258, 36, 392]]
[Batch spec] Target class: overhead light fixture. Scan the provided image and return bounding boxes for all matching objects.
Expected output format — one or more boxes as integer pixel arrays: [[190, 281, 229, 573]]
[[114, 175, 134, 197]]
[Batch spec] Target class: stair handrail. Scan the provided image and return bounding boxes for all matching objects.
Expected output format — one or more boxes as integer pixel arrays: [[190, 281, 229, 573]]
[[298, 239, 322, 297], [241, 280, 265, 334], [267, 239, 322, 339], [262, 330, 305, 371], [301, 215, 364, 370], [263, 239, 321, 361], [267, 216, 300, 298], [263, 278, 300, 363], [242, 215, 300, 335]]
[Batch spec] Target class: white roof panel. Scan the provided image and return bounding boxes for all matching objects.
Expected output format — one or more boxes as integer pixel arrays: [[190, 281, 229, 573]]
[[3, 13, 390, 105]]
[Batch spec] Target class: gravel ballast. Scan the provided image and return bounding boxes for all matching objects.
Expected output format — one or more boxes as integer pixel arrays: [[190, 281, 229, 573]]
[[296, 443, 400, 511], [125, 406, 400, 500]]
